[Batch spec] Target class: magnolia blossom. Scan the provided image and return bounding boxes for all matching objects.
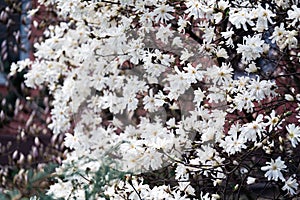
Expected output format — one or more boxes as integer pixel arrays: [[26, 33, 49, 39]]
[[246, 77, 276, 101], [286, 124, 300, 148], [229, 8, 254, 31], [265, 110, 281, 132], [261, 157, 287, 182], [153, 4, 175, 23], [282, 175, 299, 195], [270, 23, 298, 49], [253, 4, 275, 32], [241, 114, 265, 141], [287, 5, 300, 27], [219, 126, 247, 155], [46, 179, 73, 198], [221, 27, 234, 47], [185, 0, 205, 19], [237, 35, 264, 63]]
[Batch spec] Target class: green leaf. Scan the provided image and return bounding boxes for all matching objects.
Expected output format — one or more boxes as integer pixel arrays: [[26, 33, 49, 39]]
[[27, 168, 34, 183]]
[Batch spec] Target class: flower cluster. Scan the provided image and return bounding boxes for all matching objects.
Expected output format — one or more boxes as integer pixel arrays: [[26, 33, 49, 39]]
[[11, 0, 300, 199]]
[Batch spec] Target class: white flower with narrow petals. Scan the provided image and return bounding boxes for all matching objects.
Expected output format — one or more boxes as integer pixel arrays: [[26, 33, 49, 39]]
[[286, 124, 300, 147], [185, 0, 205, 19], [261, 157, 287, 182], [229, 8, 254, 31], [153, 4, 175, 23], [282, 175, 298, 195], [221, 27, 234, 47], [253, 4, 275, 32], [183, 63, 204, 84], [287, 5, 300, 27], [219, 124, 247, 155], [237, 35, 264, 63], [143, 89, 157, 112], [156, 24, 174, 44], [265, 110, 281, 132], [240, 114, 265, 141]]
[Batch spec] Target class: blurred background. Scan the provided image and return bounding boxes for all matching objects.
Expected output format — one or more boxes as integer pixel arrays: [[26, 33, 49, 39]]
[[0, 1, 66, 198]]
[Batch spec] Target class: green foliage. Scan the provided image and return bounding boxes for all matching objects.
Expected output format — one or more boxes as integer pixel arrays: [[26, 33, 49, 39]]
[[0, 163, 59, 199], [27, 163, 58, 191], [0, 189, 21, 200], [85, 164, 128, 199]]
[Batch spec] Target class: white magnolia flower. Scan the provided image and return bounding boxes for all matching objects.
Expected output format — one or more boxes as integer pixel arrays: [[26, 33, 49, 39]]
[[265, 110, 281, 132], [217, 0, 229, 11], [215, 46, 229, 59], [229, 8, 254, 31], [64, 132, 81, 150], [286, 124, 300, 147], [253, 4, 275, 32], [47, 179, 73, 198], [221, 27, 234, 47], [269, 23, 285, 44], [183, 63, 204, 84], [202, 26, 216, 44], [185, 0, 205, 19], [287, 5, 300, 27], [241, 114, 265, 141], [219, 123, 247, 155], [233, 91, 255, 112], [261, 157, 287, 182], [237, 35, 264, 63], [156, 24, 174, 44], [143, 89, 157, 112], [282, 175, 299, 195], [246, 77, 275, 101], [269, 23, 298, 50], [153, 4, 175, 23], [177, 16, 190, 33]]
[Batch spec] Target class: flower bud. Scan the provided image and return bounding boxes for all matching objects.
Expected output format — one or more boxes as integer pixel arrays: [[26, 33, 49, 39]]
[[280, 145, 284, 151], [233, 184, 239, 191], [211, 194, 220, 199], [18, 153, 25, 165], [12, 150, 18, 159], [34, 137, 40, 146], [285, 94, 294, 101], [296, 94, 300, 101], [20, 130, 26, 140], [262, 44, 269, 54], [214, 179, 222, 186], [279, 136, 283, 143], [246, 177, 256, 185], [32, 146, 38, 158], [27, 154, 32, 163]]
